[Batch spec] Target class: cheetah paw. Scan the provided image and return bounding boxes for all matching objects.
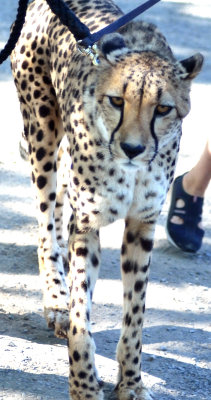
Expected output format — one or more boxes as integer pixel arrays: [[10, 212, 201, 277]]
[[70, 387, 104, 400], [44, 307, 69, 338], [117, 386, 153, 400]]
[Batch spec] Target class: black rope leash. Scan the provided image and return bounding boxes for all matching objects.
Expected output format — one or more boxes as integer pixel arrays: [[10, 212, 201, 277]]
[[45, 0, 90, 41], [0, 0, 90, 65], [0, 0, 161, 66], [46, 0, 161, 64], [0, 0, 29, 65]]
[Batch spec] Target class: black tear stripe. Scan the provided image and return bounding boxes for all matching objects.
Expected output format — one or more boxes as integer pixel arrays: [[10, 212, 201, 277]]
[[140, 73, 158, 165], [109, 106, 124, 153], [139, 75, 146, 110], [123, 82, 128, 94], [149, 112, 158, 165]]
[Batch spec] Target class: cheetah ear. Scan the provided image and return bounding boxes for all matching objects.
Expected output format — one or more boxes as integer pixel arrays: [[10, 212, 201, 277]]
[[179, 53, 204, 80], [98, 33, 128, 64]]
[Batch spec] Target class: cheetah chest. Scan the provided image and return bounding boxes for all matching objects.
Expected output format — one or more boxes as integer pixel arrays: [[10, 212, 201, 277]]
[[70, 162, 167, 230]]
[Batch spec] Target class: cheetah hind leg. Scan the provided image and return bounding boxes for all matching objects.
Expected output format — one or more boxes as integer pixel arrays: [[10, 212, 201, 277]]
[[44, 306, 69, 339], [18, 133, 69, 330], [38, 249, 70, 339], [18, 129, 69, 335]]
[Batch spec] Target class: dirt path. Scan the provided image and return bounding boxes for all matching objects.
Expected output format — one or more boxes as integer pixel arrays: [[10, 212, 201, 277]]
[[0, 1, 211, 399]]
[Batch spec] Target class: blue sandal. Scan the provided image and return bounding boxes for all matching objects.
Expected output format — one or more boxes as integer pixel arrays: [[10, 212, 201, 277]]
[[166, 174, 204, 253]]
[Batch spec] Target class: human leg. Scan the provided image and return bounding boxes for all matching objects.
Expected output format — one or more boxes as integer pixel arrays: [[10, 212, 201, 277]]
[[183, 139, 211, 197], [166, 139, 211, 252]]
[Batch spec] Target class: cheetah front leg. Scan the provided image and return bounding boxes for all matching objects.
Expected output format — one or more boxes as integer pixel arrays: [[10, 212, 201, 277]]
[[67, 222, 103, 400], [116, 218, 155, 400]]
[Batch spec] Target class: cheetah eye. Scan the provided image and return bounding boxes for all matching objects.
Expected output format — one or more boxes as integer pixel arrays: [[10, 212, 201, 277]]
[[109, 96, 124, 108], [156, 105, 173, 116]]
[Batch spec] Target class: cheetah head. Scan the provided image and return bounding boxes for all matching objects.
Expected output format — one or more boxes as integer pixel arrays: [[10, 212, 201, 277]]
[[85, 33, 203, 167]]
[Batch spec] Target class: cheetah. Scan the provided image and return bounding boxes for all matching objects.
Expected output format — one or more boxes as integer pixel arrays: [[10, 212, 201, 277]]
[[11, 0, 203, 399]]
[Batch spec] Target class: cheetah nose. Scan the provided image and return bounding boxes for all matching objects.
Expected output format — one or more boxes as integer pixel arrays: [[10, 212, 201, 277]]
[[120, 142, 146, 159]]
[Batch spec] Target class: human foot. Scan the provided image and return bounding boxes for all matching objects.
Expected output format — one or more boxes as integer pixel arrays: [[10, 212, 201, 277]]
[[166, 174, 204, 253]]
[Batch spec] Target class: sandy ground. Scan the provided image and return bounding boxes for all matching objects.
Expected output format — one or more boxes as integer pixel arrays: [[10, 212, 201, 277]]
[[0, 1, 210, 399]]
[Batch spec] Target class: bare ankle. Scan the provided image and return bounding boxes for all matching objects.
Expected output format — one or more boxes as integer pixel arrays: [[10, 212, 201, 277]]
[[183, 172, 205, 198]]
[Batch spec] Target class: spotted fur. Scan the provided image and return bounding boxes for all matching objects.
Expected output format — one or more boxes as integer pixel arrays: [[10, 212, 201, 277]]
[[11, 0, 203, 399]]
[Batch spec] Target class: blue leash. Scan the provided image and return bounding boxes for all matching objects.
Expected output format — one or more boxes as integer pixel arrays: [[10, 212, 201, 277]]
[[77, 0, 161, 64], [79, 0, 161, 49], [0, 0, 161, 65]]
